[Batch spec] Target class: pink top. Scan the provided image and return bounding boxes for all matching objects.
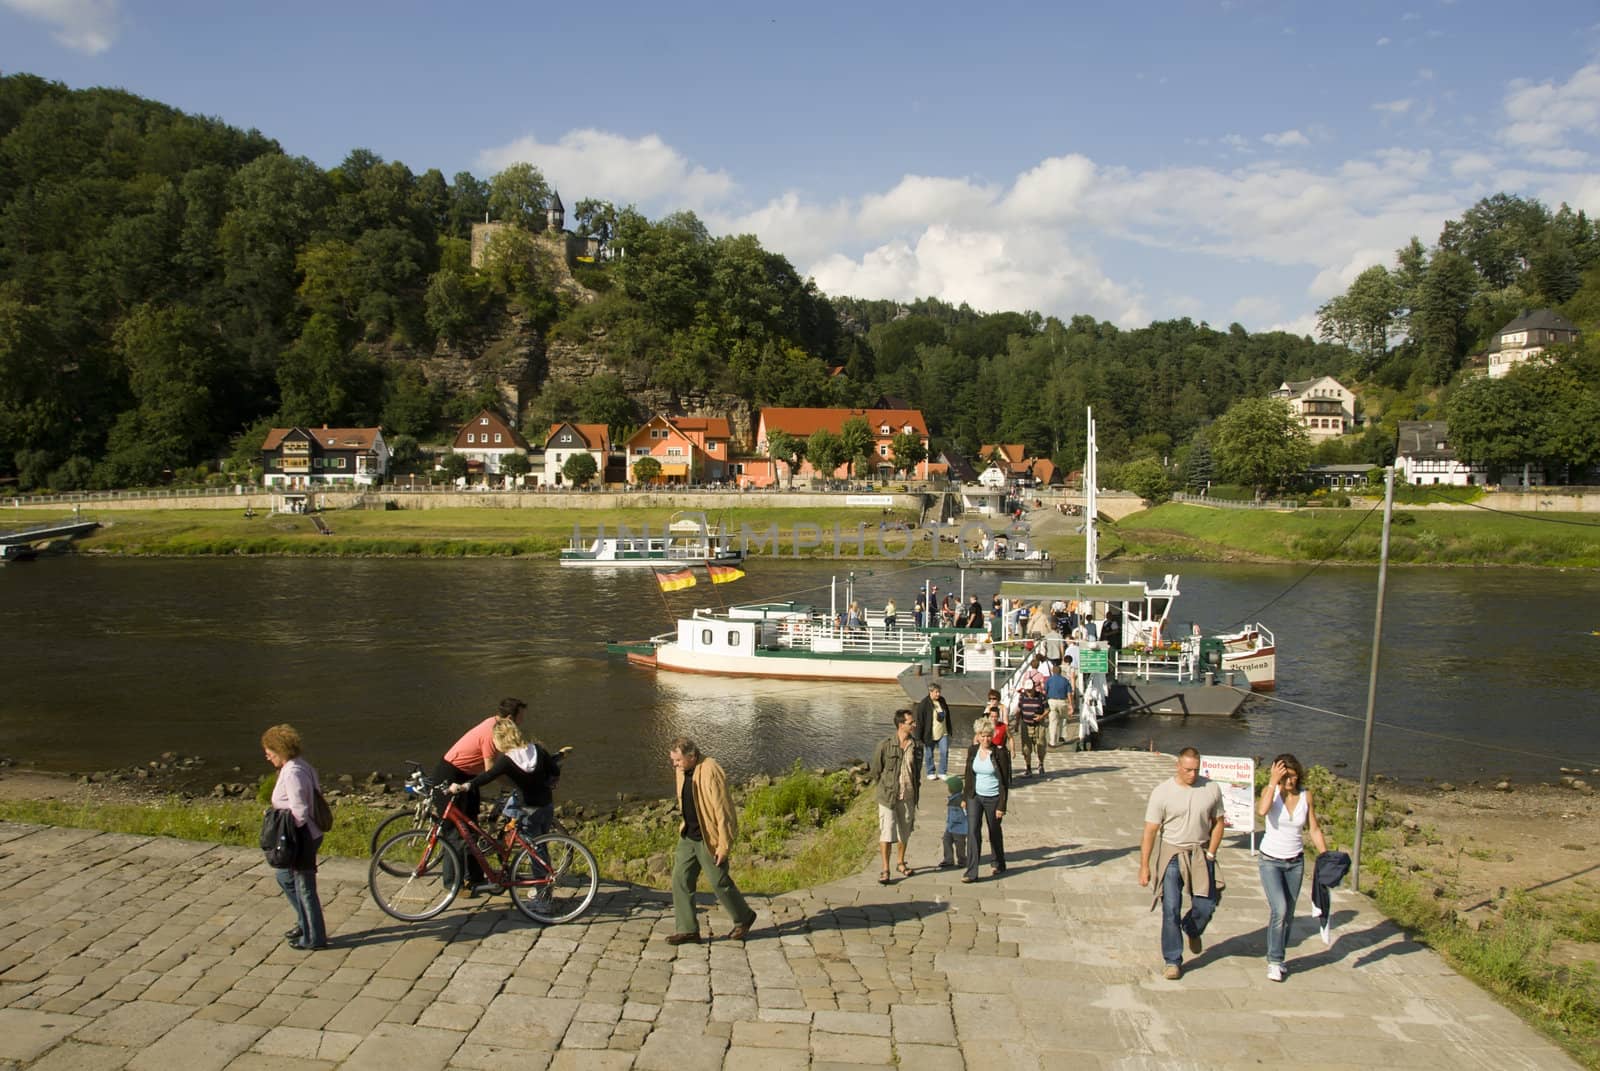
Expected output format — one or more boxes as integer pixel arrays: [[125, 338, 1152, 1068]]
[[270, 757, 322, 839], [443, 715, 500, 775]]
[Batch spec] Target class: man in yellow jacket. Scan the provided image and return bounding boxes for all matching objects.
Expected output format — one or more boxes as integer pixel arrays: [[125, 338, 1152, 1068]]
[[666, 737, 758, 945]]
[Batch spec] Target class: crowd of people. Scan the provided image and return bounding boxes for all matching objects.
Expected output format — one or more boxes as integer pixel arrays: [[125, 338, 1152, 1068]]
[[261, 697, 1345, 982]]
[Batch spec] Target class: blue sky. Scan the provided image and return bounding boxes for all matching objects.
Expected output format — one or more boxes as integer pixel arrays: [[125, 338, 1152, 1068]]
[[4, 1, 1599, 335]]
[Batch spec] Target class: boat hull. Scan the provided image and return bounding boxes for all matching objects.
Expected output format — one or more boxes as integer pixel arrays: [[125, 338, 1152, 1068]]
[[1222, 646, 1276, 690], [895, 665, 1251, 718], [651, 644, 912, 683]]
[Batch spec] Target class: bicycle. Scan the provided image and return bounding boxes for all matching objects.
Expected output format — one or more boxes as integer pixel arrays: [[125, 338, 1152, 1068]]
[[368, 788, 598, 925], [370, 751, 576, 876]]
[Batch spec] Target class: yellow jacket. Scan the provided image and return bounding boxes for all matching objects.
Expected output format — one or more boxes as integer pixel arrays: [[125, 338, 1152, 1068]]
[[675, 756, 739, 858]]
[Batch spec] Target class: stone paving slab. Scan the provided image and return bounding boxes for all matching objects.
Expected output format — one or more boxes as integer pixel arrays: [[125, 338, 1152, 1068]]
[[0, 750, 1583, 1068]]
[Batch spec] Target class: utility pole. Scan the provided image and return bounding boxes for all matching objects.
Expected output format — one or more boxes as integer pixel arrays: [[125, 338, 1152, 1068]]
[[1352, 465, 1395, 891]]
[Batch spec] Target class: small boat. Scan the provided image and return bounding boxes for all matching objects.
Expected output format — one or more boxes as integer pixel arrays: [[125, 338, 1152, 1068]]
[[896, 408, 1276, 718], [560, 510, 744, 568], [609, 580, 987, 683]]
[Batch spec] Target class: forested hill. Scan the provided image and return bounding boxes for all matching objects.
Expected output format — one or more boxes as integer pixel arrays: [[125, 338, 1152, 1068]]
[[2, 74, 1353, 492]]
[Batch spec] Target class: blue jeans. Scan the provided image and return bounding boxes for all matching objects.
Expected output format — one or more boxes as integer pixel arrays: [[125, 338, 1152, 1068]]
[[1258, 853, 1304, 966], [924, 735, 950, 776], [1161, 854, 1217, 966], [275, 837, 325, 946]]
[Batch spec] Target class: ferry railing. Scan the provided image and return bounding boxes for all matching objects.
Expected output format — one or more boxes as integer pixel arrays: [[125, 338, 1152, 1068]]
[[774, 620, 934, 656]]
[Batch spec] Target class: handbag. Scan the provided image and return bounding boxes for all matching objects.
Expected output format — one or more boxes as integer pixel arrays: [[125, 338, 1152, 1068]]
[[312, 789, 334, 832], [260, 808, 301, 868]]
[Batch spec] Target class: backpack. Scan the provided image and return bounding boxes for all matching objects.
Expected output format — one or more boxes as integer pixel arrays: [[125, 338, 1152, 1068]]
[[260, 808, 302, 868]]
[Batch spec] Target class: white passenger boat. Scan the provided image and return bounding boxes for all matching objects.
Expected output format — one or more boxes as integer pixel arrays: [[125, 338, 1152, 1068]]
[[897, 408, 1277, 717], [559, 511, 744, 568]]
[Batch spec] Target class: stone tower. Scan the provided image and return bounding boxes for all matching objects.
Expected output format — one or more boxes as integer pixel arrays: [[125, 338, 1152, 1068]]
[[546, 189, 565, 233]]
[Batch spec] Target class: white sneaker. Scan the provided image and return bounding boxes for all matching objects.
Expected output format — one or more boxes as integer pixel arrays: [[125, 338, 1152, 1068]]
[[1266, 963, 1284, 982], [927, 773, 941, 780]]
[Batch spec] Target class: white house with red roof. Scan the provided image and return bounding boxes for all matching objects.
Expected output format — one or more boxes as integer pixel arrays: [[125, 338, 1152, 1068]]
[[753, 407, 931, 485], [261, 426, 389, 488], [544, 422, 611, 486], [622, 414, 734, 484], [451, 409, 531, 483]]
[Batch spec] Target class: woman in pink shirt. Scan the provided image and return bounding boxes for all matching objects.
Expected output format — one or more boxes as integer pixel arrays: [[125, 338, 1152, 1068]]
[[263, 724, 327, 951], [434, 698, 526, 887]]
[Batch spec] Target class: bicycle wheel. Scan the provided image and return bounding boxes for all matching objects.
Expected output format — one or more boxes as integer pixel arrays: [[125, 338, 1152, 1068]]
[[508, 834, 597, 924], [369, 807, 426, 872], [369, 829, 462, 921], [542, 818, 577, 878]]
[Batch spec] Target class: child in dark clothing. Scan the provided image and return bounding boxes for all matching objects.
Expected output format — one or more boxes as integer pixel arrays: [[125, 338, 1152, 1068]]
[[940, 774, 969, 869]]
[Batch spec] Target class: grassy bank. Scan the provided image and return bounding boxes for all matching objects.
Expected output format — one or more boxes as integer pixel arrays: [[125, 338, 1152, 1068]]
[[1106, 502, 1600, 567], [1304, 767, 1599, 1067], [0, 763, 879, 897], [1, 506, 929, 559]]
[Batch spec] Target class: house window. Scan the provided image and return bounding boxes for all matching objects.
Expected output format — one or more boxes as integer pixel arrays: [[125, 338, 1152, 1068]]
[[879, 444, 889, 457], [480, 417, 489, 425], [667, 447, 683, 456], [879, 425, 890, 435], [467, 433, 475, 444], [634, 448, 649, 456], [652, 429, 668, 439], [338, 458, 347, 468], [494, 433, 502, 443], [707, 442, 718, 451], [903, 425, 912, 434], [560, 433, 573, 443]]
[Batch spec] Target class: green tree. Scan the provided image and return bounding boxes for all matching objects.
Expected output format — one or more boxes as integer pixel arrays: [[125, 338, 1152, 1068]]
[[487, 163, 552, 231], [806, 428, 846, 485], [1119, 456, 1173, 502], [562, 450, 598, 486], [499, 452, 531, 483], [447, 172, 488, 237], [1316, 265, 1401, 374], [276, 313, 378, 426], [1413, 249, 1479, 385], [1211, 397, 1311, 499], [439, 451, 469, 482], [631, 456, 662, 484], [764, 428, 805, 488], [380, 366, 439, 438], [1183, 431, 1215, 491], [387, 433, 422, 474], [573, 198, 617, 243], [890, 430, 927, 478], [839, 416, 875, 478]]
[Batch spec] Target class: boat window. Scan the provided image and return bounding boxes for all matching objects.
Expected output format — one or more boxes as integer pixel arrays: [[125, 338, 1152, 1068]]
[[1150, 597, 1171, 618], [727, 631, 741, 647], [701, 629, 713, 645]]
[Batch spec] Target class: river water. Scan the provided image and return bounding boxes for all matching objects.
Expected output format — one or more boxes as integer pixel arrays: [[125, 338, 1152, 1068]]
[[3, 557, 1597, 802]]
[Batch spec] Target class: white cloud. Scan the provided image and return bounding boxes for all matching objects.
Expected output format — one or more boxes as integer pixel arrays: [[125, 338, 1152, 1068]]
[[1376, 36, 1392, 46], [1221, 133, 1250, 151], [476, 129, 735, 209], [1500, 62, 1600, 149], [1449, 151, 1498, 177], [1262, 129, 1310, 147], [1417, 67, 1436, 81], [1, 0, 119, 54], [1373, 98, 1413, 113]]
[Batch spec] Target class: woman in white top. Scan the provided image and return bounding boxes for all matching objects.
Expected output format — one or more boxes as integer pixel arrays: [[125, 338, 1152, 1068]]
[[1256, 754, 1328, 981], [263, 723, 327, 951]]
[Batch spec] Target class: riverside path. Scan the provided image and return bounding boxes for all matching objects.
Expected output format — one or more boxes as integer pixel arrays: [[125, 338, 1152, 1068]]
[[0, 751, 1577, 1070]]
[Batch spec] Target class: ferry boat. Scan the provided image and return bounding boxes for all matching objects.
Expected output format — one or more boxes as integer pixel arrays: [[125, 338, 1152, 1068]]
[[896, 408, 1276, 718], [608, 584, 986, 683], [559, 511, 744, 568]]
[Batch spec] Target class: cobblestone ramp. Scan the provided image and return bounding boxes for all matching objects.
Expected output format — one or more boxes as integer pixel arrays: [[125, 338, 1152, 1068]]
[[0, 752, 1578, 1069]]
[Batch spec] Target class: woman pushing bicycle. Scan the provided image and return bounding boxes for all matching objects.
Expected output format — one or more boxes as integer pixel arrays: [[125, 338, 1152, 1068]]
[[445, 718, 562, 851]]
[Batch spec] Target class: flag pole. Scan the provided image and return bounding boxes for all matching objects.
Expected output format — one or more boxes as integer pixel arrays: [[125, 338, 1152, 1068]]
[[1352, 465, 1395, 892]]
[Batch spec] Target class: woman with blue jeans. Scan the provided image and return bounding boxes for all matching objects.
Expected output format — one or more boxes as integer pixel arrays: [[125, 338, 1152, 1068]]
[[263, 724, 328, 951], [1256, 754, 1328, 982]]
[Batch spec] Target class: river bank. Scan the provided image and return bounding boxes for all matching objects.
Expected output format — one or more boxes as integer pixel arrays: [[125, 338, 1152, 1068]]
[[2, 752, 1595, 1062], [10, 498, 1600, 567]]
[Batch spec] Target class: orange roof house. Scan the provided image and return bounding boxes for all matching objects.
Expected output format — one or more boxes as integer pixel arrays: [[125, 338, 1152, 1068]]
[[543, 422, 612, 486], [754, 408, 932, 485], [261, 426, 389, 487], [622, 414, 735, 484]]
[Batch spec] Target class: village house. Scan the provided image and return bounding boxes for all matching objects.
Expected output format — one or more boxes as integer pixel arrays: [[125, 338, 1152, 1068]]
[[979, 443, 1059, 488], [1269, 376, 1355, 441], [1485, 309, 1580, 379], [622, 415, 734, 485], [1394, 421, 1490, 487], [450, 409, 531, 484], [752, 407, 932, 485], [261, 426, 389, 488], [543, 422, 613, 487]]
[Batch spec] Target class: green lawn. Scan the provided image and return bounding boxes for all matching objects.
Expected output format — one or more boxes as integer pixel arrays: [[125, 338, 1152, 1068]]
[[1109, 503, 1600, 567]]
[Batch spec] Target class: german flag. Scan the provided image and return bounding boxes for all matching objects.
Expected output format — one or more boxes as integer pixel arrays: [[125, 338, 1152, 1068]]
[[707, 563, 745, 585], [655, 567, 696, 592]]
